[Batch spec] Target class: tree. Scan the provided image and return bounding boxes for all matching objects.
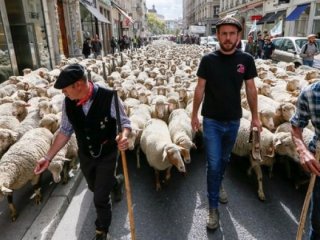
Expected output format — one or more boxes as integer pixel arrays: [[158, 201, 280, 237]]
[[146, 13, 165, 35]]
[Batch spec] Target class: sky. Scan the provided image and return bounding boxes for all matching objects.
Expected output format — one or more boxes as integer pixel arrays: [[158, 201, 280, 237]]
[[146, 0, 182, 20]]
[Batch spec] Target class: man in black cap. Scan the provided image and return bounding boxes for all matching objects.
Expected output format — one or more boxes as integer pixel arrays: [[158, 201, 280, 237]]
[[34, 63, 131, 240], [191, 17, 261, 230]]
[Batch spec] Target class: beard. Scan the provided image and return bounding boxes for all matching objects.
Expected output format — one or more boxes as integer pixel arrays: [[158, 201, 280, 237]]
[[219, 41, 238, 52]]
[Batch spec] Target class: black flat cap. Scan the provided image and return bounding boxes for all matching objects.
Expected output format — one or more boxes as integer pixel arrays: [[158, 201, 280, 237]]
[[216, 17, 242, 32], [54, 63, 85, 89]]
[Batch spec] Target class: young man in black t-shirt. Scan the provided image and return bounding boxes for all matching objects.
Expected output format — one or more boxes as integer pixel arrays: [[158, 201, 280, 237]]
[[191, 17, 261, 230]]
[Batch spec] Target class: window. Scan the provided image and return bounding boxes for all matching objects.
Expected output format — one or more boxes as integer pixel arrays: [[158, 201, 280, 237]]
[[315, 4, 320, 16], [213, 5, 219, 17], [272, 39, 284, 49]]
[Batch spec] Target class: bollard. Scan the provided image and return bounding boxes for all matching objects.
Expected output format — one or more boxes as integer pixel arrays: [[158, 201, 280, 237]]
[[102, 62, 107, 81]]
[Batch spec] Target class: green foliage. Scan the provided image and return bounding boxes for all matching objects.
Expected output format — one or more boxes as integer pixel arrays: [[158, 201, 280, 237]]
[[146, 13, 165, 35]]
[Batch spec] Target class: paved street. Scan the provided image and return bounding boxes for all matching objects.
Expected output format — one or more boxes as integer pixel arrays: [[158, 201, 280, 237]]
[[52, 150, 310, 240]]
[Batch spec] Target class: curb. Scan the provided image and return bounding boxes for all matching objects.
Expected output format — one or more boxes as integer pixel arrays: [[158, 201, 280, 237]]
[[22, 169, 83, 240]]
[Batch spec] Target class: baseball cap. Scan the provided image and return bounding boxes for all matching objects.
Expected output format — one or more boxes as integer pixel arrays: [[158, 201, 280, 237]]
[[54, 64, 85, 89], [216, 17, 243, 32]]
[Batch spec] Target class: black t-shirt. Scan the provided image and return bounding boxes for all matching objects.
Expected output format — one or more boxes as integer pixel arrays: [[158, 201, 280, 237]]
[[197, 49, 257, 121]]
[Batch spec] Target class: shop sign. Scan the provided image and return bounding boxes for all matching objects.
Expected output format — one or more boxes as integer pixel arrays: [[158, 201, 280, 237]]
[[251, 15, 262, 21]]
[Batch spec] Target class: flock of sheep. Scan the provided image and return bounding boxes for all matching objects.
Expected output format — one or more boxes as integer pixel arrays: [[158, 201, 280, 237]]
[[0, 39, 319, 222]]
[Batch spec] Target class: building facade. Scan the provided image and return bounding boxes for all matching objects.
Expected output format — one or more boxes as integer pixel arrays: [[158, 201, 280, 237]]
[[0, 0, 144, 83], [219, 0, 320, 38], [183, 0, 220, 36]]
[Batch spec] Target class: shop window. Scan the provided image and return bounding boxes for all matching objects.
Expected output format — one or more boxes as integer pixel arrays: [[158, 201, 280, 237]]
[[315, 3, 320, 16]]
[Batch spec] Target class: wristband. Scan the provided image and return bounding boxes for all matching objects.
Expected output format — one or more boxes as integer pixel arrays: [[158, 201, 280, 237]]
[[44, 155, 51, 162]]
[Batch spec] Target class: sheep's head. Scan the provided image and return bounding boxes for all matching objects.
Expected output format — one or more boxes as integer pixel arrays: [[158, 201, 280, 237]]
[[48, 158, 70, 183], [163, 144, 186, 173]]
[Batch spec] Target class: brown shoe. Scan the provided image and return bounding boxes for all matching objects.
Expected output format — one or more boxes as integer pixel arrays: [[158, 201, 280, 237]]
[[95, 230, 111, 240], [207, 208, 219, 230], [219, 186, 228, 204]]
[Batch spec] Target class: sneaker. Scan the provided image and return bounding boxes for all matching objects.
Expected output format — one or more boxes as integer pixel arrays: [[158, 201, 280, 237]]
[[113, 174, 124, 202], [207, 208, 219, 230], [94, 230, 111, 240], [219, 186, 228, 204]]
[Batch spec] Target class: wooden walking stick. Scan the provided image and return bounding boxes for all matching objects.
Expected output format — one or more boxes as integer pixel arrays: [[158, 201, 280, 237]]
[[296, 141, 320, 240], [114, 91, 136, 240]]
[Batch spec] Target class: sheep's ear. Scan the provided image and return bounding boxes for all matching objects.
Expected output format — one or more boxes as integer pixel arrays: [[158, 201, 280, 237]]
[[274, 137, 282, 146], [1, 186, 13, 194], [192, 143, 197, 149]]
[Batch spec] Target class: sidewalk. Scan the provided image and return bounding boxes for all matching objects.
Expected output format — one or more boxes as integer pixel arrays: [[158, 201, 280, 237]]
[[21, 169, 83, 240]]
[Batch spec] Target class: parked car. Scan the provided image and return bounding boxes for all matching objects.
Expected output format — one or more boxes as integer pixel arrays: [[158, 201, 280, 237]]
[[199, 37, 207, 45], [207, 36, 219, 48], [271, 36, 320, 68]]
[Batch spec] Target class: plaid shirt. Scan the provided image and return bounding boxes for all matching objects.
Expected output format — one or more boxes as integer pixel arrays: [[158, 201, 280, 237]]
[[290, 82, 320, 153], [59, 84, 131, 137]]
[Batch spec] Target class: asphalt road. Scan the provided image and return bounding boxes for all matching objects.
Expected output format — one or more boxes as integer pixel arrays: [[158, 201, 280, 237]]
[[53, 149, 311, 240]]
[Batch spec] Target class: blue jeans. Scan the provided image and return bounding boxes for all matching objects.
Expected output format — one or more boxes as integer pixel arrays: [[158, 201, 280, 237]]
[[310, 176, 320, 239], [303, 59, 314, 67], [203, 118, 240, 209]]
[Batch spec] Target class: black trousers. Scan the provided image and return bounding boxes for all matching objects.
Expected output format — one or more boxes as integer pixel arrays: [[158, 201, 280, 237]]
[[79, 149, 118, 233]]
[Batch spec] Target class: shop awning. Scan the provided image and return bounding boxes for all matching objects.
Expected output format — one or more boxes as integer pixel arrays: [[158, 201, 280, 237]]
[[225, 10, 238, 18], [111, 2, 134, 23], [266, 10, 286, 23], [257, 12, 275, 25], [286, 4, 310, 21], [80, 1, 110, 24]]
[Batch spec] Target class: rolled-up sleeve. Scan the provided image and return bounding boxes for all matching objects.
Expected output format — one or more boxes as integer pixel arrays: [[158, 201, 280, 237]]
[[110, 95, 131, 130], [59, 101, 75, 137], [290, 91, 310, 128]]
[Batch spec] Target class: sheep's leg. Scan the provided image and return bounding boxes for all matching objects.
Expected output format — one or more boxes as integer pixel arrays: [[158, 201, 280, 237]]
[[62, 161, 71, 184], [136, 145, 141, 169], [155, 170, 161, 191], [268, 165, 273, 179], [250, 159, 265, 201], [31, 175, 42, 205], [164, 166, 172, 184], [7, 193, 17, 222]]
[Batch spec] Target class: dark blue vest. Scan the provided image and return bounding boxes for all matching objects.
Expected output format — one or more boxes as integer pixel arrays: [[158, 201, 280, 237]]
[[65, 87, 117, 158]]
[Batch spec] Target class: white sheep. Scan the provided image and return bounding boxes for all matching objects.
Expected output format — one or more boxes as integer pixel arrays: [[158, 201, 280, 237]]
[[140, 119, 186, 191], [232, 118, 275, 200], [168, 109, 196, 164], [0, 127, 53, 221], [48, 133, 78, 184], [0, 129, 18, 158]]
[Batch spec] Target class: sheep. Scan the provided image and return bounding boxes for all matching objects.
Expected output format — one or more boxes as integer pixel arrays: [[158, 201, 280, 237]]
[[16, 109, 41, 139], [0, 115, 20, 131], [0, 129, 18, 158], [48, 133, 78, 184], [168, 109, 196, 164], [140, 119, 186, 191], [0, 127, 53, 221], [232, 118, 275, 201], [127, 104, 152, 168], [39, 113, 60, 134], [274, 123, 314, 163]]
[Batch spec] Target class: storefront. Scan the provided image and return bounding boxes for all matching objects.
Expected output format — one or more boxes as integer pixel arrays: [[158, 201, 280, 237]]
[[0, 0, 52, 78], [79, 0, 110, 56]]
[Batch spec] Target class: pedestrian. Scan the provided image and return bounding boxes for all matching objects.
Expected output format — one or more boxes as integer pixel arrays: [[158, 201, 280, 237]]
[[191, 17, 261, 230], [244, 35, 257, 57], [91, 34, 102, 58], [110, 36, 117, 54], [34, 63, 131, 240], [82, 37, 91, 58], [291, 81, 320, 240], [262, 36, 275, 59], [256, 34, 264, 58], [300, 34, 319, 67]]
